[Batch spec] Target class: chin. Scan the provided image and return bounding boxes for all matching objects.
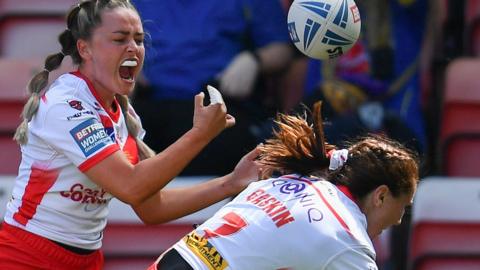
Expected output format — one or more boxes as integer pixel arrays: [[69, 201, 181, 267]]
[[118, 84, 135, 95]]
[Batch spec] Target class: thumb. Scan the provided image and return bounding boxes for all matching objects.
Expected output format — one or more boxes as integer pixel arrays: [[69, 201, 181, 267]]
[[194, 92, 205, 109], [244, 145, 261, 161]]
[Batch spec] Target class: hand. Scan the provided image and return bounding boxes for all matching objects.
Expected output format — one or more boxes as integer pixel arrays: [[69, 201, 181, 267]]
[[192, 92, 235, 141], [224, 146, 265, 195], [218, 51, 260, 99]]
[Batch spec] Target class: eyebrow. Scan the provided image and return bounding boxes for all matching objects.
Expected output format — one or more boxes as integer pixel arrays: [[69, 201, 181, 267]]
[[112, 30, 144, 37]]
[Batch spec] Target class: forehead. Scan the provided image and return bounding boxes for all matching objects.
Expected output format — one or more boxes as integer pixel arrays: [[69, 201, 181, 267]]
[[98, 7, 143, 32]]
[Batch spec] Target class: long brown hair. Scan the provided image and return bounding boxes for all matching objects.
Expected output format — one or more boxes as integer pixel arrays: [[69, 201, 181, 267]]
[[259, 101, 419, 199], [14, 0, 155, 160]]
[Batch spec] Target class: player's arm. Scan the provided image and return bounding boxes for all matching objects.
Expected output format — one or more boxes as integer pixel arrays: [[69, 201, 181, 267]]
[[131, 146, 260, 224], [131, 177, 233, 224], [84, 127, 211, 205], [84, 90, 236, 207]]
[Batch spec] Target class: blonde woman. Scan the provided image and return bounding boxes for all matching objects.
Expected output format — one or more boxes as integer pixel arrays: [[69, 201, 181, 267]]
[[0, 1, 260, 269]]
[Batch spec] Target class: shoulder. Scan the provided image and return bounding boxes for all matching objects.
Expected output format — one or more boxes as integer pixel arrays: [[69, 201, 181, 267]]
[[34, 74, 98, 126], [324, 245, 378, 270], [41, 74, 95, 111]]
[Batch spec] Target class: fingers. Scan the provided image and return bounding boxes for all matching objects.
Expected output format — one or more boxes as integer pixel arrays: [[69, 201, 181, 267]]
[[194, 92, 205, 109], [243, 145, 261, 161], [225, 114, 236, 128]]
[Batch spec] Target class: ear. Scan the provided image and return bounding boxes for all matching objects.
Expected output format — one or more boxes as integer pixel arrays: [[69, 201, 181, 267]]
[[372, 185, 389, 207], [77, 39, 92, 61]]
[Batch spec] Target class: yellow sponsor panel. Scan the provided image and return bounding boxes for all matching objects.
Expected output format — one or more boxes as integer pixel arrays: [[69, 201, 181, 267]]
[[183, 232, 229, 270]]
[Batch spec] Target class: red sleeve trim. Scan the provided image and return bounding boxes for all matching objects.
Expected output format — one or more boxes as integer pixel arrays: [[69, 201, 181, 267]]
[[78, 144, 120, 172]]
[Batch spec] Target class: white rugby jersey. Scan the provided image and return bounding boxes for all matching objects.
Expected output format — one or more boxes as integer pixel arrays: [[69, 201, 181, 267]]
[[173, 175, 378, 270], [4, 72, 142, 250]]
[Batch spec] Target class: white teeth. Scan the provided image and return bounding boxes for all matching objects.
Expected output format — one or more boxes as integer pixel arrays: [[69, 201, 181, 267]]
[[121, 60, 137, 67]]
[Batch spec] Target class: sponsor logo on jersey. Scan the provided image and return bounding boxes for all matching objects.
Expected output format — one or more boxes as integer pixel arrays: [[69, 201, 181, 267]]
[[273, 176, 325, 224], [60, 183, 108, 205], [68, 100, 84, 111], [99, 115, 116, 142], [66, 110, 95, 121], [184, 231, 229, 270], [273, 180, 306, 194], [70, 118, 112, 157]]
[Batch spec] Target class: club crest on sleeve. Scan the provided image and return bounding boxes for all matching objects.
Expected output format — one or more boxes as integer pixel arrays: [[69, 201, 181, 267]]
[[68, 100, 84, 111]]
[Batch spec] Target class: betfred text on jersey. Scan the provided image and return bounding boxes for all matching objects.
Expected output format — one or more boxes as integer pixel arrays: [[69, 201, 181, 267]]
[[70, 119, 113, 157]]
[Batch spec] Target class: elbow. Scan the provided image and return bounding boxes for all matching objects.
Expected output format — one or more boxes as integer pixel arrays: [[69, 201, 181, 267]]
[[138, 215, 158, 225], [133, 207, 170, 225], [115, 188, 149, 207]]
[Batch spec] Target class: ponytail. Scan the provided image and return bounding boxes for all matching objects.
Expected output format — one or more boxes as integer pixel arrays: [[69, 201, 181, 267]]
[[259, 101, 335, 176]]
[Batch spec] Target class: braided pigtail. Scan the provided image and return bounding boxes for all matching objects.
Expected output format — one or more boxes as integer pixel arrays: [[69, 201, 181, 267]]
[[14, 47, 67, 145], [116, 95, 156, 160]]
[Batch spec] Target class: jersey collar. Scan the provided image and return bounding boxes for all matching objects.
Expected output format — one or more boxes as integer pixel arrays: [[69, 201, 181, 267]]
[[70, 71, 121, 123]]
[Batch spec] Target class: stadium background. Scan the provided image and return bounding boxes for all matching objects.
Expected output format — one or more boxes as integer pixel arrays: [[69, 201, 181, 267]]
[[0, 0, 479, 269]]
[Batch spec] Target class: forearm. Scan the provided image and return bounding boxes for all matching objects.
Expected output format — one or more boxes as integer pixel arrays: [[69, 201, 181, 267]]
[[132, 174, 237, 224], [86, 128, 211, 205], [132, 128, 209, 192]]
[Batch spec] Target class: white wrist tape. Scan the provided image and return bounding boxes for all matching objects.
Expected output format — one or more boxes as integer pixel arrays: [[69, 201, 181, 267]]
[[207, 85, 224, 105]]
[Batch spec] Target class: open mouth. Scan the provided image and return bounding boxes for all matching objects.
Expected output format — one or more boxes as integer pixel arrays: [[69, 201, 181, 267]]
[[119, 59, 137, 82]]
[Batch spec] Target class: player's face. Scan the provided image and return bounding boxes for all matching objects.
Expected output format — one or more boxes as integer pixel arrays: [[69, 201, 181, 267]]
[[79, 7, 144, 102], [366, 185, 416, 239]]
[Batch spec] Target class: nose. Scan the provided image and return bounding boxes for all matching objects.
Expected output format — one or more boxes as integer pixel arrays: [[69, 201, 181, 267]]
[[126, 39, 138, 53], [396, 212, 404, 225]]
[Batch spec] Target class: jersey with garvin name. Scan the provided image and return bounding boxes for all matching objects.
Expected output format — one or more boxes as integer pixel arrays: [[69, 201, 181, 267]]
[[172, 175, 378, 270], [4, 72, 143, 250]]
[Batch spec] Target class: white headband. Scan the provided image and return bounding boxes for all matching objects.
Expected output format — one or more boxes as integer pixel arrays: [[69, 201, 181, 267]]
[[328, 149, 349, 171]]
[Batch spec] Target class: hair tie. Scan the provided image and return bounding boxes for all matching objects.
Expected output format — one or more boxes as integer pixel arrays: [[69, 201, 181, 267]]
[[44, 68, 51, 73], [328, 149, 349, 171]]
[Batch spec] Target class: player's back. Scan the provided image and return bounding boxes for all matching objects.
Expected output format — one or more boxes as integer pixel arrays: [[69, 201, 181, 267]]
[[174, 175, 376, 269]]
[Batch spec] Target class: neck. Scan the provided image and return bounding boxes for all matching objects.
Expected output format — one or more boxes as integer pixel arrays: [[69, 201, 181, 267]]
[[78, 66, 115, 110]]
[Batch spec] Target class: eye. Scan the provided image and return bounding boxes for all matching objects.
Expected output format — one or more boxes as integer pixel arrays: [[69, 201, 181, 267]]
[[114, 38, 127, 44], [135, 38, 144, 45]]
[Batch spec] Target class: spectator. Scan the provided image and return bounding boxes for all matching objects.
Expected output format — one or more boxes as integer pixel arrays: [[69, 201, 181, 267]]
[[132, 0, 294, 175]]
